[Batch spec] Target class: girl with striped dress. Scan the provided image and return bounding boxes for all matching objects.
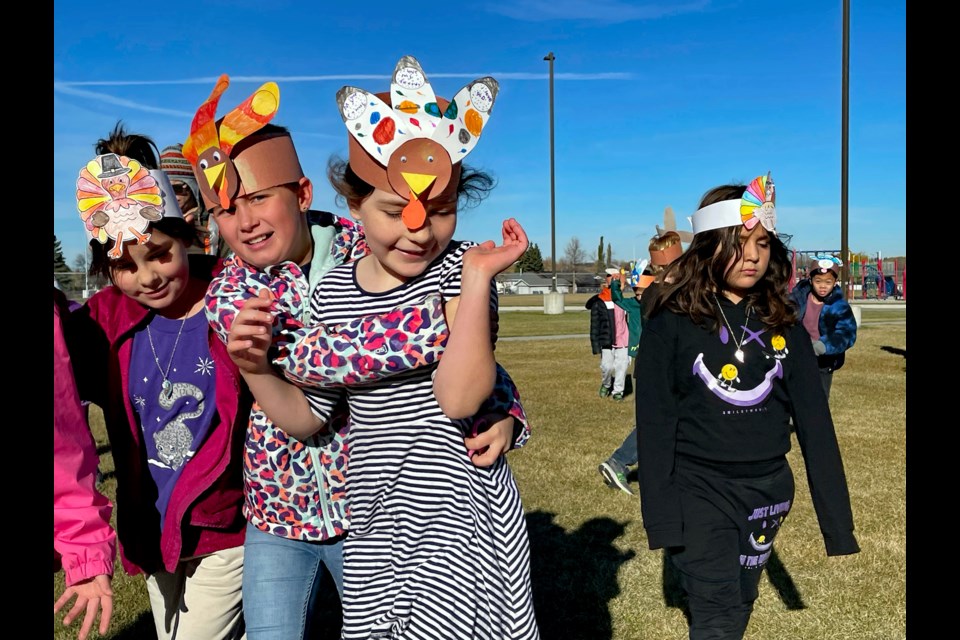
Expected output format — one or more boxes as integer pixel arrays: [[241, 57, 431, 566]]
[[226, 56, 539, 640]]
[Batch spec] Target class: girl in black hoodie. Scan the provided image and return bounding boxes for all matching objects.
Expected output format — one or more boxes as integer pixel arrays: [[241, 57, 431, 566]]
[[634, 174, 859, 640]]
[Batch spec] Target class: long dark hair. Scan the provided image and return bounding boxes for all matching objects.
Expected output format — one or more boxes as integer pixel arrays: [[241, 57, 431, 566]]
[[647, 184, 796, 334]]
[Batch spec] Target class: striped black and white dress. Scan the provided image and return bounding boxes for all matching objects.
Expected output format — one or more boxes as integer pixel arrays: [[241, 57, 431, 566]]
[[304, 240, 539, 640]]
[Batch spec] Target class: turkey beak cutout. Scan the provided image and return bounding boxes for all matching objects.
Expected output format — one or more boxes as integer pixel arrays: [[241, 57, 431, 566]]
[[386, 139, 452, 231]]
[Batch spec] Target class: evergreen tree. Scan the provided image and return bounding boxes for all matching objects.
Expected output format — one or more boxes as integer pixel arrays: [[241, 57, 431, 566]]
[[606, 242, 613, 268], [595, 236, 605, 274], [53, 234, 68, 275], [517, 242, 544, 273]]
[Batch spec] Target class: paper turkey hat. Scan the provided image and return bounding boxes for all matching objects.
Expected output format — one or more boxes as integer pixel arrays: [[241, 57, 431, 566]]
[[76, 153, 184, 259], [336, 55, 499, 230], [182, 75, 304, 211], [690, 172, 777, 236]]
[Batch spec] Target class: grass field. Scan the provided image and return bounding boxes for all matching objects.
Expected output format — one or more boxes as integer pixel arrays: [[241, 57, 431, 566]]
[[54, 311, 907, 640]]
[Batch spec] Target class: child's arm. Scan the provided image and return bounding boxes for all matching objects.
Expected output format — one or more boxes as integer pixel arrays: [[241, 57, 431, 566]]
[[611, 275, 641, 314], [434, 219, 529, 419], [227, 288, 333, 440], [272, 294, 449, 388], [633, 311, 684, 550], [817, 299, 858, 356], [787, 324, 860, 556], [53, 297, 115, 640], [207, 259, 452, 388]]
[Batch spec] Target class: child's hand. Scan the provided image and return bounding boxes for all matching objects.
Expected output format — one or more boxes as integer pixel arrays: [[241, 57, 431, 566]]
[[465, 413, 514, 467], [54, 574, 113, 640], [227, 288, 276, 375], [462, 218, 529, 280]]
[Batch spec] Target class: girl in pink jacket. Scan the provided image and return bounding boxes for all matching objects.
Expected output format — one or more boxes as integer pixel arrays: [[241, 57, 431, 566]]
[[54, 288, 116, 640]]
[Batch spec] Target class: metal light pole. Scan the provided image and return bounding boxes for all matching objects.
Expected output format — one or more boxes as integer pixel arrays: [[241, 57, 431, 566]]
[[841, 0, 850, 300], [544, 52, 557, 293]]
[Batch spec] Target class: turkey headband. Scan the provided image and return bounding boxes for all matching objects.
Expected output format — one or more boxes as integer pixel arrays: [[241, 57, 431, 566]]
[[76, 154, 183, 258], [337, 55, 499, 230], [690, 172, 777, 236], [183, 75, 304, 211]]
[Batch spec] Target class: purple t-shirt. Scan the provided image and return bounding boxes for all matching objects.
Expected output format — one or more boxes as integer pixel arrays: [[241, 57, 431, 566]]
[[129, 311, 216, 529]]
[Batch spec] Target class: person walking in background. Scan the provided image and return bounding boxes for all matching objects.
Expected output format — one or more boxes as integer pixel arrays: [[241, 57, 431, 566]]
[[160, 143, 224, 258], [789, 256, 858, 401], [54, 287, 116, 640], [599, 229, 686, 494], [597, 266, 649, 494], [635, 173, 859, 639], [586, 268, 629, 401]]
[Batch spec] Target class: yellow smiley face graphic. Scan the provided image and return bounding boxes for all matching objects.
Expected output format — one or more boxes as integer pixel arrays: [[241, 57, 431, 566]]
[[721, 364, 739, 381], [771, 335, 786, 351]]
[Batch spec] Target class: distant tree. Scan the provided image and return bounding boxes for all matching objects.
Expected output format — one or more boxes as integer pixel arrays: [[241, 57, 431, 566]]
[[564, 237, 586, 294], [53, 234, 68, 275], [517, 243, 544, 273], [606, 242, 613, 268], [595, 236, 605, 274]]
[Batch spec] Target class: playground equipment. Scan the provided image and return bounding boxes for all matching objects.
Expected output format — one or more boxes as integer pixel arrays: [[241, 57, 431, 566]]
[[791, 251, 906, 301]]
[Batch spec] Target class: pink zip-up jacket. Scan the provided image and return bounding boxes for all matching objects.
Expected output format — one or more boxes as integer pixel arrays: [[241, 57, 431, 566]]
[[63, 257, 248, 576], [54, 289, 117, 586]]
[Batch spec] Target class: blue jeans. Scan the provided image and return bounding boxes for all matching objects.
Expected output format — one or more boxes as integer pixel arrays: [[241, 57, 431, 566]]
[[241, 522, 345, 640], [609, 426, 638, 469]]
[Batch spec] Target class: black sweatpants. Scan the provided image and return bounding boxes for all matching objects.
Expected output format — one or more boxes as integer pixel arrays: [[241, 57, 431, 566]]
[[667, 456, 795, 640]]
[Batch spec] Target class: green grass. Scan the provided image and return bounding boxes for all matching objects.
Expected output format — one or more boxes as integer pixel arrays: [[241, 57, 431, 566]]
[[55, 317, 907, 640]]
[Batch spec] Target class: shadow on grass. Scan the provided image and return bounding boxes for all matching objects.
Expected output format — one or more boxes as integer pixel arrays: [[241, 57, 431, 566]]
[[660, 547, 806, 620], [526, 510, 635, 640], [764, 549, 806, 610], [880, 345, 907, 358], [109, 611, 157, 639]]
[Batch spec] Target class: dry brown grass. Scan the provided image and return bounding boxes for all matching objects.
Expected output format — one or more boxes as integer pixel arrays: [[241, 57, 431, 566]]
[[55, 319, 906, 640]]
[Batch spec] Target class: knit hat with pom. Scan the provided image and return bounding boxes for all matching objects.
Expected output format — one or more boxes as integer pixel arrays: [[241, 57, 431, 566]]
[[160, 143, 200, 204]]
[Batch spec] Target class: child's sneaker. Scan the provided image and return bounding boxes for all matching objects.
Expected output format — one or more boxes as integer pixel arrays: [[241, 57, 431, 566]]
[[612, 393, 624, 402], [599, 460, 633, 495], [599, 385, 611, 398]]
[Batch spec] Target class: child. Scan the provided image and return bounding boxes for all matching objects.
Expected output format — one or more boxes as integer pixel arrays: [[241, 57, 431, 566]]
[[586, 268, 630, 400], [635, 174, 859, 639], [65, 124, 248, 640], [226, 56, 539, 640], [789, 256, 858, 400], [159, 143, 224, 257], [54, 287, 116, 640], [191, 73, 530, 639], [599, 230, 686, 494]]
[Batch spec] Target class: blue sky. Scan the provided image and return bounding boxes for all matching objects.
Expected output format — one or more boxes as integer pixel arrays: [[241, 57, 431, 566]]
[[53, 0, 905, 270]]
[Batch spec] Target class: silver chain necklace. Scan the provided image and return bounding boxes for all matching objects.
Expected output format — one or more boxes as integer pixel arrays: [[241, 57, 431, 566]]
[[147, 317, 187, 399], [713, 293, 751, 363]]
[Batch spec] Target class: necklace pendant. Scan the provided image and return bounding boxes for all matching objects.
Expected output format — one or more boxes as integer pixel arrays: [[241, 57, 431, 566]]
[[161, 378, 173, 398], [735, 349, 745, 363]]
